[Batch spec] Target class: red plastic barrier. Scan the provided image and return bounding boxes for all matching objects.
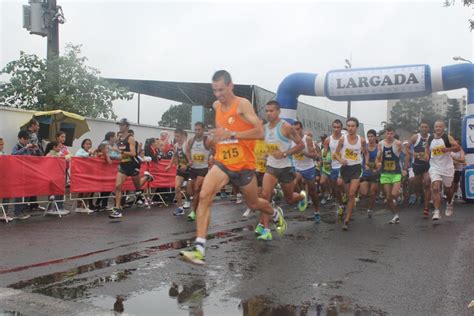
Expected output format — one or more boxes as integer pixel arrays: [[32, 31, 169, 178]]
[[0, 156, 66, 198], [70, 157, 148, 193], [147, 160, 176, 188]]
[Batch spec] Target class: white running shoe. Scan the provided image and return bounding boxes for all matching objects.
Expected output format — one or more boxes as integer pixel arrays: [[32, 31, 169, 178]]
[[242, 208, 251, 217], [75, 207, 93, 214], [432, 209, 441, 221], [445, 203, 454, 217], [389, 214, 400, 224], [236, 193, 243, 204], [183, 200, 191, 209]]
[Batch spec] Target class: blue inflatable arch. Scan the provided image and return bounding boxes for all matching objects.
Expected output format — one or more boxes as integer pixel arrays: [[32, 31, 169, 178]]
[[275, 63, 474, 200]]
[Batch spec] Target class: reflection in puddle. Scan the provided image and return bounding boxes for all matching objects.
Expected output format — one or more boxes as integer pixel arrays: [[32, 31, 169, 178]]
[[9, 225, 255, 299], [0, 311, 25, 316], [87, 283, 387, 316]]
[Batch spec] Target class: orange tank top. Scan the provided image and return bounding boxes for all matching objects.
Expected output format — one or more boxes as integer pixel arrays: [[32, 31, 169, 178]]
[[214, 98, 256, 171]]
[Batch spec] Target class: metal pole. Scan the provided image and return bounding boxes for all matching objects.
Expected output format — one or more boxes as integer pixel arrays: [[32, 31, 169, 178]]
[[46, 0, 59, 110], [47, 0, 59, 60], [347, 100, 351, 118], [448, 118, 451, 135], [137, 93, 141, 124]]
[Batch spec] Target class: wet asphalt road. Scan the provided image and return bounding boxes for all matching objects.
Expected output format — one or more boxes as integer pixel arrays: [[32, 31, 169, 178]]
[[0, 197, 473, 316]]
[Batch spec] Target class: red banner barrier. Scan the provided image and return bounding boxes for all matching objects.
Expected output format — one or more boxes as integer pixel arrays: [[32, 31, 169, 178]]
[[0, 156, 66, 198], [70, 157, 149, 193], [148, 160, 176, 188]]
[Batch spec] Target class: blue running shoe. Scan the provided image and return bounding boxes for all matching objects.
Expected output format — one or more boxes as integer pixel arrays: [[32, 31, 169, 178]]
[[314, 212, 321, 224]]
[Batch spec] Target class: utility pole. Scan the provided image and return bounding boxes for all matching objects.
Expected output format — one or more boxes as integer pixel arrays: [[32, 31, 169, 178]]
[[23, 0, 65, 109], [47, 0, 59, 60]]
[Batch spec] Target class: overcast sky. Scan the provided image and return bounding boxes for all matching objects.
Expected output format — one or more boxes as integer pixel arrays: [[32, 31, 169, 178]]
[[1, 0, 473, 131]]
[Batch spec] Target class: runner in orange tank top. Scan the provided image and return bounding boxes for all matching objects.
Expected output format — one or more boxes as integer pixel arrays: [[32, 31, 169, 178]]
[[179, 70, 288, 265]]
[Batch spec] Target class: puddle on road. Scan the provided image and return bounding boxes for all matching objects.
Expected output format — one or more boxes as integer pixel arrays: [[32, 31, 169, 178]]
[[87, 285, 387, 316], [0, 311, 25, 316], [9, 225, 255, 295]]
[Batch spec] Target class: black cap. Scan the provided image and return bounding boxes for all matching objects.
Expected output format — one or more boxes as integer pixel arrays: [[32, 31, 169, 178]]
[[117, 118, 130, 126]]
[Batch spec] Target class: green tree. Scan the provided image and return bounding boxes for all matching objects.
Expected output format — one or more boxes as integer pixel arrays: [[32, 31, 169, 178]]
[[0, 44, 132, 119], [443, 0, 473, 31], [389, 96, 440, 132], [159, 103, 214, 130], [445, 98, 463, 140]]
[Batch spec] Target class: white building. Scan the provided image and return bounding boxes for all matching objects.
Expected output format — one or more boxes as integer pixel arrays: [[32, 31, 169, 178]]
[[386, 93, 467, 122]]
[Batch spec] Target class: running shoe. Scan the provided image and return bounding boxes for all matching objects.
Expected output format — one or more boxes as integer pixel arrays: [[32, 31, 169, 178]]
[[174, 207, 185, 216], [257, 229, 272, 241], [367, 209, 373, 218], [187, 210, 196, 221], [236, 193, 243, 204], [183, 200, 191, 209], [17, 212, 31, 220], [355, 196, 360, 203], [109, 208, 123, 219], [408, 194, 417, 205], [432, 209, 441, 221], [320, 198, 327, 205], [254, 223, 264, 235], [445, 203, 454, 217], [389, 215, 400, 224], [220, 192, 228, 199], [298, 190, 308, 212], [273, 206, 287, 236], [242, 208, 251, 217], [337, 205, 345, 220], [342, 221, 349, 231], [179, 247, 205, 265], [143, 171, 155, 182], [314, 212, 321, 224], [423, 208, 430, 218], [1, 215, 15, 222]]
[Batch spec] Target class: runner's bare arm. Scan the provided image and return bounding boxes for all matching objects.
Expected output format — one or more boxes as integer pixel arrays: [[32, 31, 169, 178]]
[[304, 135, 318, 159], [424, 142, 430, 162], [445, 135, 461, 153], [185, 140, 193, 165], [235, 99, 264, 139], [404, 140, 412, 171], [361, 138, 369, 165], [333, 138, 345, 164], [283, 123, 304, 156], [375, 142, 383, 169]]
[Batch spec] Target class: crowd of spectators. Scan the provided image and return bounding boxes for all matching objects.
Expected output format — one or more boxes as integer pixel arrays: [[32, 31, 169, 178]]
[[0, 119, 178, 221]]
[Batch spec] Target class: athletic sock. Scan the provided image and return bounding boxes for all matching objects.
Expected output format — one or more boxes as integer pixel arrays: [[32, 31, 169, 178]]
[[272, 208, 279, 222], [195, 237, 206, 255]]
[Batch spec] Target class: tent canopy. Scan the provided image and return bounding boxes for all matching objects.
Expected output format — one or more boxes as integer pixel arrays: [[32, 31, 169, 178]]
[[105, 78, 254, 107]]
